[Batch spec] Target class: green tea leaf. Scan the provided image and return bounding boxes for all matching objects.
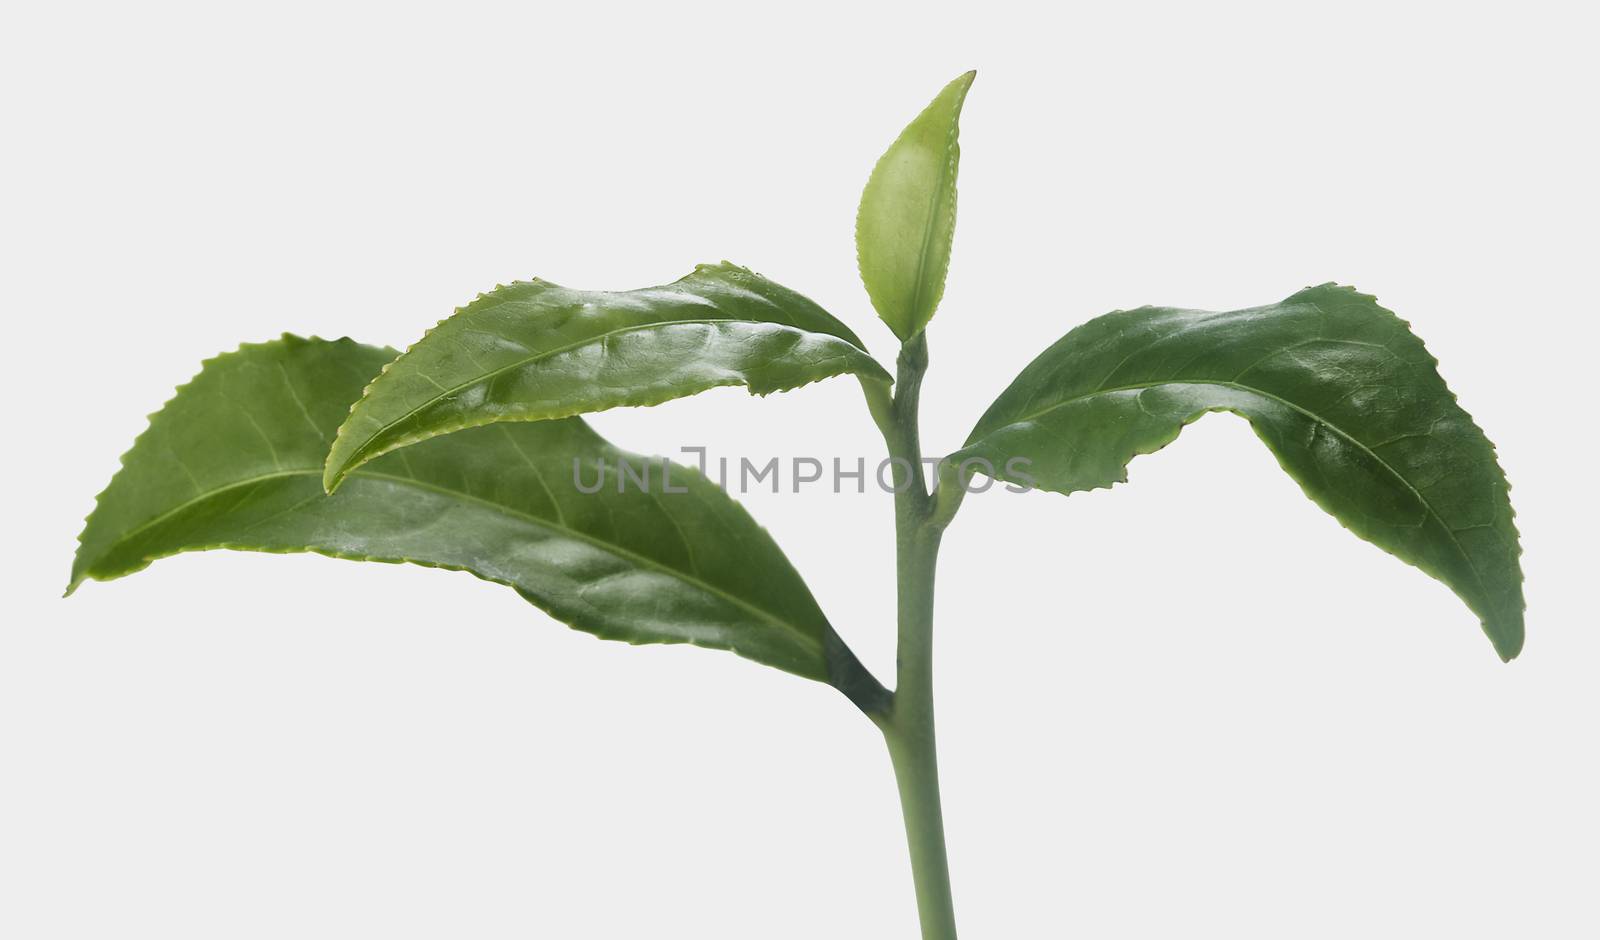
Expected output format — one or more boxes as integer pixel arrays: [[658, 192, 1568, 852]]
[[323, 262, 889, 491], [69, 336, 886, 705], [950, 284, 1523, 660], [856, 71, 975, 342]]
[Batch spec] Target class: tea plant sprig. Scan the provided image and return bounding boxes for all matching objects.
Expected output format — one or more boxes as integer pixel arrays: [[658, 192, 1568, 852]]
[[70, 71, 1523, 938]]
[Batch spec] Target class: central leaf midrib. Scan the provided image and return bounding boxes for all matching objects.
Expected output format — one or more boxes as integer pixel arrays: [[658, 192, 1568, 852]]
[[100, 465, 823, 656], [358, 469, 822, 654], [341, 317, 869, 464], [903, 126, 958, 333], [981, 377, 1492, 607]]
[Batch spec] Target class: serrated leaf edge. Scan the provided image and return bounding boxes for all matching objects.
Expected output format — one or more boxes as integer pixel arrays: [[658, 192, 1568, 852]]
[[66, 334, 392, 596]]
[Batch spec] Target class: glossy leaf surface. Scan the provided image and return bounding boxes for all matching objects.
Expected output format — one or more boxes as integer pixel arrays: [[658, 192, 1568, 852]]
[[951, 284, 1523, 659], [70, 336, 884, 699], [324, 262, 889, 491], [855, 71, 975, 342]]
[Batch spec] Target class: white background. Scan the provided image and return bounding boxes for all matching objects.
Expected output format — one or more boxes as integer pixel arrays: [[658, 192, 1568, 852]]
[[3, 2, 1596, 937]]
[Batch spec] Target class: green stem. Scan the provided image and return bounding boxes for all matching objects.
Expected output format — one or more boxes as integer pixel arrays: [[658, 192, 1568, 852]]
[[884, 528, 956, 938], [869, 334, 960, 939]]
